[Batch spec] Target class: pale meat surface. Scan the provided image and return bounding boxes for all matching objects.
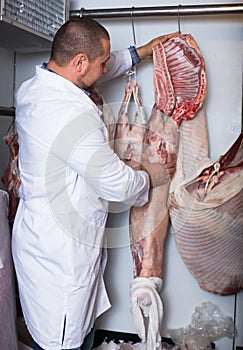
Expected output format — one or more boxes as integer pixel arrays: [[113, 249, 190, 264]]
[[170, 127, 243, 295], [89, 86, 116, 148], [130, 107, 179, 278], [114, 81, 179, 279], [114, 80, 146, 168], [1, 133, 21, 223]]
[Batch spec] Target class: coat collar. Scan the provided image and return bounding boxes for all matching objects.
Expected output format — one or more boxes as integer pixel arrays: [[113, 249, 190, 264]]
[[35, 65, 101, 116]]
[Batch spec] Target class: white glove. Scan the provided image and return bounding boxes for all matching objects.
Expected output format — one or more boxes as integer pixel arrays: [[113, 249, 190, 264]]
[[130, 277, 163, 349]]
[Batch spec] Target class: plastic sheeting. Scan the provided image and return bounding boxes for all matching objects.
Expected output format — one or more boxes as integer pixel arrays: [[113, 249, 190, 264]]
[[168, 302, 236, 349], [0, 190, 18, 350]]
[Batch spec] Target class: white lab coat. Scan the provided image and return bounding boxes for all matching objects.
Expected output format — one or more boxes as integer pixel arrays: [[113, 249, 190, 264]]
[[12, 49, 150, 350]]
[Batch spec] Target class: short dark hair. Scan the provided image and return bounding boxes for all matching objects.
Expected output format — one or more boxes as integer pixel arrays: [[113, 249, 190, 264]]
[[50, 18, 110, 66]]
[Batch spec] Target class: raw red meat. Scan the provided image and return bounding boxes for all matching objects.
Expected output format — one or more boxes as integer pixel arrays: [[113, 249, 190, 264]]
[[153, 34, 206, 127], [1, 133, 21, 223]]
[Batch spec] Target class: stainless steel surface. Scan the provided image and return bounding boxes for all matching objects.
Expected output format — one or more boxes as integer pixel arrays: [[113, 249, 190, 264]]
[[70, 3, 243, 19], [0, 19, 52, 52]]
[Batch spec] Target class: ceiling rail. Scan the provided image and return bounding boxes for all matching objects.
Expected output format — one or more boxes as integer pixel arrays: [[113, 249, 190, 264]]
[[70, 3, 243, 19]]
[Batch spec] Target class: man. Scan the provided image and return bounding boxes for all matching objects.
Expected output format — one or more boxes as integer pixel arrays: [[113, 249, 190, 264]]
[[12, 18, 177, 350]]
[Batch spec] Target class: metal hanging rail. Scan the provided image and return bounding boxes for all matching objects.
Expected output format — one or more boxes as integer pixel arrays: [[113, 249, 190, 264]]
[[0, 107, 15, 117], [70, 3, 243, 19]]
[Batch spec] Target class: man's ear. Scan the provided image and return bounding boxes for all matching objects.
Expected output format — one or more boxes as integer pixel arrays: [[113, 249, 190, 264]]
[[74, 53, 89, 74]]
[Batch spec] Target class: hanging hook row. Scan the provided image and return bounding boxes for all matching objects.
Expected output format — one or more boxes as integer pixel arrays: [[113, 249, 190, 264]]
[[127, 6, 137, 80]]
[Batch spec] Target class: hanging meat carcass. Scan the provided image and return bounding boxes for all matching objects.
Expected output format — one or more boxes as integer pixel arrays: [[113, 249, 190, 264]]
[[1, 133, 21, 224], [131, 33, 207, 280], [114, 80, 166, 348], [129, 106, 180, 350], [114, 33, 207, 349], [169, 130, 243, 295], [89, 86, 116, 148], [152, 34, 242, 296], [130, 107, 179, 278]]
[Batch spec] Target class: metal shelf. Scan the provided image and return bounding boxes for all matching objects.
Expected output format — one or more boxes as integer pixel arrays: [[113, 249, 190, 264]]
[[0, 16, 52, 52], [0, 0, 67, 52]]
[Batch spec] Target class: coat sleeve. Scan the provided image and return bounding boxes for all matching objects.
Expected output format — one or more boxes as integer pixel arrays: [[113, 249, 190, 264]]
[[97, 49, 132, 85], [63, 109, 149, 207]]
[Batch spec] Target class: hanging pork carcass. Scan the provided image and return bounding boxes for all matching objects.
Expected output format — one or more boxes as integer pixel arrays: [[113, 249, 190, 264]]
[[114, 80, 167, 349], [114, 33, 207, 349], [153, 34, 206, 127], [154, 34, 243, 296], [129, 104, 180, 350]]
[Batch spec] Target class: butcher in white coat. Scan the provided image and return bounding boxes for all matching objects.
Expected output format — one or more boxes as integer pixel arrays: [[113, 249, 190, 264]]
[[12, 18, 177, 350]]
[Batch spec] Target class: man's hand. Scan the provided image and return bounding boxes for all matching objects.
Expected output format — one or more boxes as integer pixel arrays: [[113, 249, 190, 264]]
[[124, 156, 176, 188], [142, 160, 176, 188], [136, 31, 179, 60]]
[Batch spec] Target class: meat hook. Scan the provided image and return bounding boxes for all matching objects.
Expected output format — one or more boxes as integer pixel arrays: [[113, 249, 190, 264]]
[[127, 6, 137, 81], [7, 119, 16, 134], [203, 161, 221, 197], [131, 6, 137, 47], [177, 4, 182, 34], [79, 7, 84, 17]]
